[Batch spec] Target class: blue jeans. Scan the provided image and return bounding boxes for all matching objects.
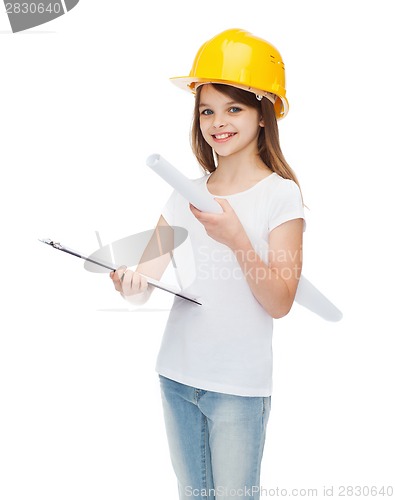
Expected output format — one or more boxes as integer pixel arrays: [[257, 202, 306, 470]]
[[159, 375, 271, 500]]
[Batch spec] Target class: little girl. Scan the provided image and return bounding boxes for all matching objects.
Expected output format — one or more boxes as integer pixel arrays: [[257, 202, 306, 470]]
[[111, 29, 305, 500]]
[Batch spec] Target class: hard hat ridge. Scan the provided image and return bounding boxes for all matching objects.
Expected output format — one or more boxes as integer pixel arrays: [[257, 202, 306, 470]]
[[170, 28, 289, 119]]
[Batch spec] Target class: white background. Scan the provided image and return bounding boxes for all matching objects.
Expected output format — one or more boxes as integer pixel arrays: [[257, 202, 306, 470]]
[[1, 1, 394, 499]]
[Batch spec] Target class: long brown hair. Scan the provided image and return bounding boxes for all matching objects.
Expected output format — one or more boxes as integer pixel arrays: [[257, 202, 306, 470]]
[[191, 83, 301, 191]]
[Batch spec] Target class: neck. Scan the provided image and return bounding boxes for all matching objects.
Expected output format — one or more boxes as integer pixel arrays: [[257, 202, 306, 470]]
[[214, 151, 269, 182]]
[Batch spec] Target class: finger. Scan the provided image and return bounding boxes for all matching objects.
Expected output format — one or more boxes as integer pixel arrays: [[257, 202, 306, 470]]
[[121, 269, 134, 295], [196, 213, 218, 225], [113, 265, 127, 279], [214, 197, 231, 211], [190, 203, 217, 224], [115, 265, 127, 281], [131, 272, 148, 294], [140, 274, 148, 290], [110, 268, 121, 279], [130, 271, 141, 294], [112, 265, 127, 292], [189, 203, 201, 217]]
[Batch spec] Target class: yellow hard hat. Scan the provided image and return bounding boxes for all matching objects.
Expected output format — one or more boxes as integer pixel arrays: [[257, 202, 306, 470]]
[[170, 28, 289, 119]]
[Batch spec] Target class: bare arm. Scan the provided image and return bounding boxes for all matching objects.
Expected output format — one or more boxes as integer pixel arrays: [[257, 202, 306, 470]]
[[190, 197, 303, 318], [110, 215, 173, 304], [233, 218, 303, 318], [135, 215, 174, 280]]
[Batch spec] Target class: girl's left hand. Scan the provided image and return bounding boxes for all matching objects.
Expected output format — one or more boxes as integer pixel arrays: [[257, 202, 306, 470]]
[[190, 198, 248, 250]]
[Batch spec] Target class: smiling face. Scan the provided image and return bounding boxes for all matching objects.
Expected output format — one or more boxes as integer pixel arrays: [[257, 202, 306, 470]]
[[198, 84, 264, 160]]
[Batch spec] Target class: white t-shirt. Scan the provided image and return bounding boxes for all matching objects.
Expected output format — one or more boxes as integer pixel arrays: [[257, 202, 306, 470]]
[[155, 171, 305, 397]]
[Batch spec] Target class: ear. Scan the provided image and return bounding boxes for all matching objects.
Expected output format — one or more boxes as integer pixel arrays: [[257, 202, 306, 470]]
[[259, 117, 265, 127]]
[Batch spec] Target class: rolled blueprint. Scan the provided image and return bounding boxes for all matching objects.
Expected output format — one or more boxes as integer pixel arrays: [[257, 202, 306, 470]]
[[146, 154, 343, 321], [147, 154, 222, 214]]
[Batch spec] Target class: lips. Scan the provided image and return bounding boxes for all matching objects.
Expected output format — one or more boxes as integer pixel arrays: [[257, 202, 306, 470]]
[[212, 132, 236, 142]]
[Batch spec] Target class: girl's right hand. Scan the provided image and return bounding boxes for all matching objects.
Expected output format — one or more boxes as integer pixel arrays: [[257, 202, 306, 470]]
[[110, 265, 149, 297]]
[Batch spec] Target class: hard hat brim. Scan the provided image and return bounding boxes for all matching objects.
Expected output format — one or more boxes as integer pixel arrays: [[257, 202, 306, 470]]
[[170, 76, 289, 119]]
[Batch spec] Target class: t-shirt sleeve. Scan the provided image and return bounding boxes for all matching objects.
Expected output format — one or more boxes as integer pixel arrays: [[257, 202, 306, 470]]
[[268, 179, 306, 232]]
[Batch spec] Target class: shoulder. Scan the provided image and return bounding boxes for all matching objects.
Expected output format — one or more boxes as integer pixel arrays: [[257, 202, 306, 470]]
[[270, 172, 301, 192], [268, 174, 302, 203], [267, 174, 305, 232]]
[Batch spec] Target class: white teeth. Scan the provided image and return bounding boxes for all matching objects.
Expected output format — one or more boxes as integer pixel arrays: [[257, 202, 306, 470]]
[[214, 133, 234, 139]]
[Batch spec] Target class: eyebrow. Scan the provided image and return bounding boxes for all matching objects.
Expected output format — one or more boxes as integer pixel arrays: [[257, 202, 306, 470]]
[[198, 100, 242, 108]]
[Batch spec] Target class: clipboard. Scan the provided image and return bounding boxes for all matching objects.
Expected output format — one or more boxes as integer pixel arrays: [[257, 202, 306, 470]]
[[39, 238, 202, 305]]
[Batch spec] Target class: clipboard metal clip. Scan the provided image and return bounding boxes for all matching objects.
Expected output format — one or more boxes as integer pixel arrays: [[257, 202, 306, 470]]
[[39, 238, 62, 250]]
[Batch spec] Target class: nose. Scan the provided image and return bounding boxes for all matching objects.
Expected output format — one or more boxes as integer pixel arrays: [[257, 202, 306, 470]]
[[212, 113, 227, 129]]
